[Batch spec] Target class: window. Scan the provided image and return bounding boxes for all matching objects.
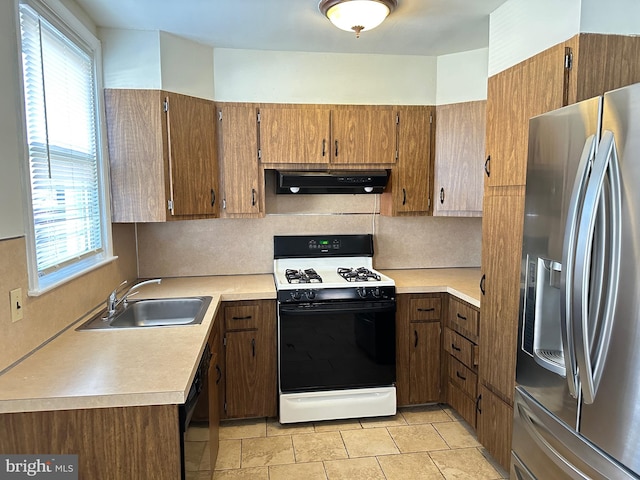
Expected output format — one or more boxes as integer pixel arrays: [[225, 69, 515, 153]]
[[18, 0, 112, 294]]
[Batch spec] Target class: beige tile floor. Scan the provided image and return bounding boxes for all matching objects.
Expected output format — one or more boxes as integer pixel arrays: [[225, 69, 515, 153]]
[[184, 404, 509, 480]]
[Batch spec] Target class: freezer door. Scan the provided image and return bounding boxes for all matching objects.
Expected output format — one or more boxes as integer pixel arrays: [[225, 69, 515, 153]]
[[517, 97, 601, 427], [512, 387, 638, 479], [579, 82, 640, 476]]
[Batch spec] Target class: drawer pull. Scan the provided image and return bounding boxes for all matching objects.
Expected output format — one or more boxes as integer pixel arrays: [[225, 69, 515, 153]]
[[451, 343, 461, 352], [456, 371, 467, 381], [456, 313, 468, 321], [232, 315, 252, 320], [251, 338, 256, 357], [418, 307, 435, 312], [476, 394, 482, 413], [414, 330, 418, 348]]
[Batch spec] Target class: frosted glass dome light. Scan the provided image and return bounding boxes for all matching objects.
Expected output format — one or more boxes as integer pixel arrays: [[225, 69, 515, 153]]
[[319, 0, 398, 38]]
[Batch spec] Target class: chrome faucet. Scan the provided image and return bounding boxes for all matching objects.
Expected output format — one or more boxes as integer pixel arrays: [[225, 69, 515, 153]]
[[106, 279, 162, 317]]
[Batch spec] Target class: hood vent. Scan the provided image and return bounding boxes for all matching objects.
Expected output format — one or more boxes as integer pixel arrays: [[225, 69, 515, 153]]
[[276, 170, 389, 194]]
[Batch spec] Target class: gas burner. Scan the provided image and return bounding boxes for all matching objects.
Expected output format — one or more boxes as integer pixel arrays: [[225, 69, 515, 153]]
[[285, 268, 323, 284], [337, 267, 382, 282]]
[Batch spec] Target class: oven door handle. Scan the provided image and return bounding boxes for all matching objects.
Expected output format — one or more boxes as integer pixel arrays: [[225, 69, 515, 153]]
[[279, 302, 395, 314]]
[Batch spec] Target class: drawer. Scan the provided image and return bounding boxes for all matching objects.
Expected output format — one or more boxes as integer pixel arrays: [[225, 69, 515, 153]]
[[224, 303, 260, 330], [447, 380, 477, 428], [448, 356, 477, 399], [444, 327, 478, 369], [409, 296, 441, 321], [448, 297, 479, 341]]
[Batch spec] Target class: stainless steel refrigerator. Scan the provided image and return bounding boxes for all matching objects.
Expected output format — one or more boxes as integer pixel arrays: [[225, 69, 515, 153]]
[[512, 81, 640, 479]]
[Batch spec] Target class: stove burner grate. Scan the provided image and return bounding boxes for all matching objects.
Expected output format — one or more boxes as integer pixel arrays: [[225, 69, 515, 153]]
[[337, 267, 381, 282], [285, 268, 323, 284]]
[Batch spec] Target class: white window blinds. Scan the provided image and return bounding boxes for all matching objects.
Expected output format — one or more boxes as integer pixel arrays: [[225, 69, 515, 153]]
[[19, 1, 110, 292]]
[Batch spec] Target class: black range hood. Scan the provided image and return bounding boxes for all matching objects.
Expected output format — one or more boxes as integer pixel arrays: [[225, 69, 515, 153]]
[[276, 170, 389, 194]]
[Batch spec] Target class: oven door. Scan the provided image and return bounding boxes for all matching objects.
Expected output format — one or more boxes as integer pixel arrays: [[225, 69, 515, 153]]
[[278, 300, 396, 394]]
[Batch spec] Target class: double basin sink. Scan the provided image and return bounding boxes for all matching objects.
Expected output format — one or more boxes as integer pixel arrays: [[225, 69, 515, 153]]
[[78, 296, 213, 330]]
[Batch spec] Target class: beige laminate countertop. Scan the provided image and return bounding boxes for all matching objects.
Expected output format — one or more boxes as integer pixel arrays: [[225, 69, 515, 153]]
[[0, 269, 480, 414], [381, 268, 482, 307], [0, 275, 276, 414]]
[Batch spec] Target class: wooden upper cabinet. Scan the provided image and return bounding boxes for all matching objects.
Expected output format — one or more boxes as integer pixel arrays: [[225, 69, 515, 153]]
[[331, 107, 398, 165], [380, 106, 432, 216], [433, 101, 485, 217], [165, 92, 219, 217], [104, 89, 219, 222], [217, 104, 263, 217], [258, 106, 330, 164]]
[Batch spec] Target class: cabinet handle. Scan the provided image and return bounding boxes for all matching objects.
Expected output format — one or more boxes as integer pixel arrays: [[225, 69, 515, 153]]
[[402, 188, 407, 206], [251, 188, 256, 207], [484, 155, 491, 177], [215, 365, 222, 384], [451, 343, 461, 352], [456, 313, 467, 321], [476, 394, 482, 414], [440, 187, 445, 204], [414, 330, 418, 348], [211, 189, 216, 207], [456, 371, 467, 381], [335, 140, 339, 157], [232, 315, 252, 320], [417, 307, 435, 312], [251, 338, 256, 357], [322, 139, 326, 157], [480, 274, 486, 296]]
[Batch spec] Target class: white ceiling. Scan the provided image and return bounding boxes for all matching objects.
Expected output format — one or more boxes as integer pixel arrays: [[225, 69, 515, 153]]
[[73, 0, 509, 56]]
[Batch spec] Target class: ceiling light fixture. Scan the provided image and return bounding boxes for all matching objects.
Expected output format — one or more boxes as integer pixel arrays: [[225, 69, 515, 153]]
[[319, 0, 398, 38]]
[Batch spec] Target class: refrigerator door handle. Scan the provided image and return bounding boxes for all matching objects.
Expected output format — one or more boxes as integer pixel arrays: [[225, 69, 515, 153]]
[[572, 130, 622, 405], [560, 134, 597, 399]]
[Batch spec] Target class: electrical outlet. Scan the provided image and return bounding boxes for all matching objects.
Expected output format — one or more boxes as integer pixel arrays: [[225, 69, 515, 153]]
[[10, 288, 23, 322]]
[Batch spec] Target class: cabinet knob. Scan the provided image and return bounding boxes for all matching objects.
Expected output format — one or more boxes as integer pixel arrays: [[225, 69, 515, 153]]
[[414, 330, 418, 348], [484, 156, 491, 177], [322, 139, 326, 157], [476, 394, 482, 413], [335, 140, 339, 157], [440, 188, 445, 204], [480, 274, 486, 296], [251, 188, 256, 207], [402, 188, 407, 206], [211, 188, 216, 207]]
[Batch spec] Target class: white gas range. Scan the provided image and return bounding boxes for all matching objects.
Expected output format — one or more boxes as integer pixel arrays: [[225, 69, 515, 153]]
[[273, 234, 397, 424]]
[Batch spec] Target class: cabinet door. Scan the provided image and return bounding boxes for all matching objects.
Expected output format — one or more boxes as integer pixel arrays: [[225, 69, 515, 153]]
[[409, 321, 441, 404], [104, 89, 168, 223], [434, 101, 485, 216], [331, 107, 397, 165], [225, 329, 260, 418], [384, 106, 432, 215], [259, 106, 330, 164], [165, 92, 219, 217], [477, 384, 513, 471], [218, 104, 262, 216], [479, 190, 525, 403]]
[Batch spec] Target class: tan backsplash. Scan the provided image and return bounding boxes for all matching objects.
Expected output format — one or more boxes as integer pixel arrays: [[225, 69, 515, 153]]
[[137, 213, 482, 278], [0, 224, 138, 371]]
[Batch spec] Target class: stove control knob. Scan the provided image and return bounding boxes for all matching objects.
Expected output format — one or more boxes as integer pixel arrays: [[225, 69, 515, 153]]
[[357, 287, 367, 298], [371, 287, 381, 298], [291, 290, 303, 301], [306, 290, 316, 300]]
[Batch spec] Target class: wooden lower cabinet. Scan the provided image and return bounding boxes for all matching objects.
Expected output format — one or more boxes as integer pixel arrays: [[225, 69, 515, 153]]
[[222, 300, 277, 419], [396, 294, 442, 406], [477, 384, 513, 471], [0, 405, 182, 479]]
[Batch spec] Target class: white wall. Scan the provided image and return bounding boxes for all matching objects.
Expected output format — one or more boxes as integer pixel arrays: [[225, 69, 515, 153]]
[[488, 0, 581, 76], [0, 0, 26, 239], [160, 32, 215, 100], [100, 29, 162, 89], [213, 48, 438, 105], [580, 0, 640, 34], [436, 48, 488, 105]]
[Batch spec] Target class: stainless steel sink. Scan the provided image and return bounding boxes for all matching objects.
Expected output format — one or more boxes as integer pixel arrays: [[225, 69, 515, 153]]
[[78, 296, 212, 330]]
